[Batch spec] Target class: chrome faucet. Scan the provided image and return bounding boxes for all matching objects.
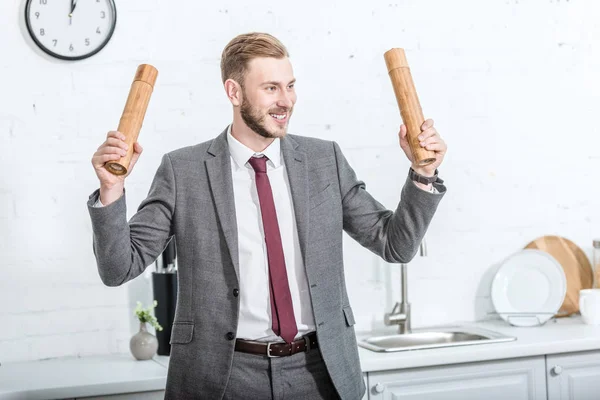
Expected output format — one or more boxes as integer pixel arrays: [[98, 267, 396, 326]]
[[384, 238, 427, 334]]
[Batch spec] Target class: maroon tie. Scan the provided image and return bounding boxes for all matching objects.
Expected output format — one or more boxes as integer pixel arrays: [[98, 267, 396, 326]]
[[248, 156, 298, 344]]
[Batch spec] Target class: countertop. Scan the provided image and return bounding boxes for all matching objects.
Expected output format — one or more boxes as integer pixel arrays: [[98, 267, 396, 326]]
[[356, 315, 600, 372], [0, 354, 166, 400], [2, 316, 600, 399]]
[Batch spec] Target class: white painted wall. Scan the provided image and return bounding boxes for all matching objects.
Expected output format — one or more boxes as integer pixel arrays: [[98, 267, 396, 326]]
[[2, 0, 600, 362]]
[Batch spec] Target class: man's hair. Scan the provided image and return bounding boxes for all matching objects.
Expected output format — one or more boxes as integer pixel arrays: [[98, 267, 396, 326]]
[[220, 32, 289, 87]]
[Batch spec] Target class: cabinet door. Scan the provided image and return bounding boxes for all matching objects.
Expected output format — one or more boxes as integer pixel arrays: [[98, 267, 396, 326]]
[[547, 350, 600, 400], [367, 356, 546, 400]]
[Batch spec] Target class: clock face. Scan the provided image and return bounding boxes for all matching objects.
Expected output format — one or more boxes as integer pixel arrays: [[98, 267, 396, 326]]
[[25, 0, 117, 61]]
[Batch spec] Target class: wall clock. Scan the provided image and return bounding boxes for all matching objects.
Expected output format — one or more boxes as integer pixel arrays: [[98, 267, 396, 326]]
[[25, 0, 117, 61]]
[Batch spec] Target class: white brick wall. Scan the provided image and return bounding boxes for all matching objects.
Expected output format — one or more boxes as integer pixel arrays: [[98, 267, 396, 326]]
[[2, 0, 600, 362]]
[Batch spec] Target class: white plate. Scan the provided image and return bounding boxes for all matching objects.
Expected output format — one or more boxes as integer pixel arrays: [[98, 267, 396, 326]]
[[491, 249, 566, 327]]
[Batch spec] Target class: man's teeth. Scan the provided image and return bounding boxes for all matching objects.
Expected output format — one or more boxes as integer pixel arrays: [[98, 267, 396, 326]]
[[270, 113, 286, 120]]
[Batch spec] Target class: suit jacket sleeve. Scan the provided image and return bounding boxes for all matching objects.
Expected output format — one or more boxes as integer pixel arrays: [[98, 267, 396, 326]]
[[333, 141, 446, 263], [87, 154, 176, 286]]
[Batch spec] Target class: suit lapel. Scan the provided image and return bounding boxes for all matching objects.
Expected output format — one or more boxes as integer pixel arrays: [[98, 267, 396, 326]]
[[206, 129, 240, 281], [281, 136, 309, 265]]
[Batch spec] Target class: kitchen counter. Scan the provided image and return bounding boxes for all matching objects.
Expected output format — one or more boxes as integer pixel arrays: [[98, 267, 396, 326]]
[[0, 354, 166, 400], [2, 316, 599, 399], [356, 315, 600, 372]]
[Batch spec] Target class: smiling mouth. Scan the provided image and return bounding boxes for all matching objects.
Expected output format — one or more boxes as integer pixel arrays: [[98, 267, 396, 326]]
[[269, 112, 287, 121]]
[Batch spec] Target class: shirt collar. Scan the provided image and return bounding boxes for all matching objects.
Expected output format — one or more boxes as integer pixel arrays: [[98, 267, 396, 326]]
[[226, 124, 282, 169]]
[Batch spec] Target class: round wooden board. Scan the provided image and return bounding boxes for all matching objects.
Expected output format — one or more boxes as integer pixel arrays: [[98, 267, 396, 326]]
[[524, 236, 593, 316]]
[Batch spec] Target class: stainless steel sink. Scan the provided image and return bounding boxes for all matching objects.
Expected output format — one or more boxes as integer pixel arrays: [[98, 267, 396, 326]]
[[358, 326, 516, 352]]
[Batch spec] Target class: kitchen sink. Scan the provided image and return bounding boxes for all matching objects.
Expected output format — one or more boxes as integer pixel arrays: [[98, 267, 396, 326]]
[[358, 326, 516, 352]]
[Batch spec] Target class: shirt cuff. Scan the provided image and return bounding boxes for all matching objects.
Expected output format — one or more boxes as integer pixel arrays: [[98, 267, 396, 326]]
[[93, 198, 105, 208], [412, 181, 439, 194]]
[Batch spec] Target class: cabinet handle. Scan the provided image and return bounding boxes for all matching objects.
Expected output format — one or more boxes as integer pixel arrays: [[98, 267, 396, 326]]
[[552, 365, 563, 376], [374, 383, 385, 393]]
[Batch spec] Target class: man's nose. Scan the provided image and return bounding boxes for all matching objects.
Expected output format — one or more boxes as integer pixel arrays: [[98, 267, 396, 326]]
[[277, 91, 294, 109]]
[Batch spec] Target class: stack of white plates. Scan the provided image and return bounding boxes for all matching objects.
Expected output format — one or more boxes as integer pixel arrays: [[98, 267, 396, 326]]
[[491, 249, 567, 327]]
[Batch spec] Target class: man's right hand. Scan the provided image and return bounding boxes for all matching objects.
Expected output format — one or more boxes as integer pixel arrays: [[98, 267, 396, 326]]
[[91, 130, 143, 206]]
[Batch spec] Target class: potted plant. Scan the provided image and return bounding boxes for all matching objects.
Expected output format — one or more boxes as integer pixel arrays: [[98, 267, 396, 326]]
[[130, 300, 163, 360]]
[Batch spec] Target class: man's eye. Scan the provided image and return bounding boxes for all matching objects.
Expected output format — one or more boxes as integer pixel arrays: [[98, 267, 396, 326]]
[[288, 84, 295, 89], [267, 86, 276, 91]]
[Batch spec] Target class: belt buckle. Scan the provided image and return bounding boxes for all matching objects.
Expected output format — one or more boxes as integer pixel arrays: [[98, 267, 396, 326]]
[[266, 342, 280, 358]]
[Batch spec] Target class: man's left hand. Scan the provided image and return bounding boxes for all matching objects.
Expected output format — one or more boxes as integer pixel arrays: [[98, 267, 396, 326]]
[[398, 118, 447, 177]]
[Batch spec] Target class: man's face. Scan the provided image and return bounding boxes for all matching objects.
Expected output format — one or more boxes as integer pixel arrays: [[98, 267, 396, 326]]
[[239, 57, 297, 139]]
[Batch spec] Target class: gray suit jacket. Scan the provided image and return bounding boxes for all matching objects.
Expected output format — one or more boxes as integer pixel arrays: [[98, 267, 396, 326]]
[[87, 128, 446, 399]]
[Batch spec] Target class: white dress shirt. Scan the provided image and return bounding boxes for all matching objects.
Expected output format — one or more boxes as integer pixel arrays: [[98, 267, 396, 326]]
[[226, 125, 315, 341]]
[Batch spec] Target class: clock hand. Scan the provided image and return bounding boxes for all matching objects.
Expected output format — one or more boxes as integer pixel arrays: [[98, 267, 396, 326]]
[[69, 0, 77, 16]]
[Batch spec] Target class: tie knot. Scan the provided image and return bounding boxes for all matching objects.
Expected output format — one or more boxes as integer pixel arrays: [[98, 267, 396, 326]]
[[248, 156, 268, 173]]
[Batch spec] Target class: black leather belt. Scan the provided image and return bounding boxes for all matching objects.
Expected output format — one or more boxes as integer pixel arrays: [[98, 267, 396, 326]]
[[234, 332, 318, 357]]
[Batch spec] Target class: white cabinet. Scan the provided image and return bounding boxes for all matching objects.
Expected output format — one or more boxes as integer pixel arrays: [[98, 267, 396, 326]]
[[547, 350, 600, 400], [367, 356, 547, 400]]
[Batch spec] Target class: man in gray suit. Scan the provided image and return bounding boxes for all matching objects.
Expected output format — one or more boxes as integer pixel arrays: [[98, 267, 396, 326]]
[[88, 32, 447, 399]]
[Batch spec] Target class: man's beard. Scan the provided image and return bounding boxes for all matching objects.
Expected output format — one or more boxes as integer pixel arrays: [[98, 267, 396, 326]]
[[240, 96, 291, 139]]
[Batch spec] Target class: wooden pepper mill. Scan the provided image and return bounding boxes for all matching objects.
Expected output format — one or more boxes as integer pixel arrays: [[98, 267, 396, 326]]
[[384, 48, 436, 167], [105, 64, 158, 176]]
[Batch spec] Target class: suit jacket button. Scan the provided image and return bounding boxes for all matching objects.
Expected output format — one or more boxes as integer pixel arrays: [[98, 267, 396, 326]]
[[226, 332, 235, 341], [233, 288, 239, 297]]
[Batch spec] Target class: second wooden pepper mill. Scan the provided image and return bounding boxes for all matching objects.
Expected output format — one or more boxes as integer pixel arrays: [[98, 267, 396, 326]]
[[384, 48, 436, 167]]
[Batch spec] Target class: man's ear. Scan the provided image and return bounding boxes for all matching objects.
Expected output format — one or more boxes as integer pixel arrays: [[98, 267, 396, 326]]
[[224, 79, 242, 107]]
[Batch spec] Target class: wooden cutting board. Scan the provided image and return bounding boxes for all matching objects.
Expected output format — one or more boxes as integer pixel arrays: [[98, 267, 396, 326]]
[[524, 236, 593, 316]]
